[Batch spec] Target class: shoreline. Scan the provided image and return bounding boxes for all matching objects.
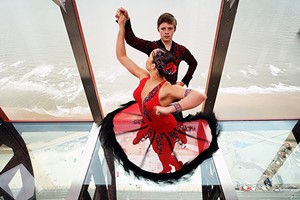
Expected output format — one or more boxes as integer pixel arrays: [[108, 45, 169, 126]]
[[214, 92, 300, 120], [1, 92, 300, 121]]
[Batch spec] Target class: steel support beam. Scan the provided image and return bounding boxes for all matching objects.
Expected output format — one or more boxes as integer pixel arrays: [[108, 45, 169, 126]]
[[56, 1, 116, 199], [0, 108, 36, 200], [257, 120, 300, 186], [203, 0, 239, 114], [58, 0, 104, 125], [292, 120, 300, 144], [201, 151, 238, 200]]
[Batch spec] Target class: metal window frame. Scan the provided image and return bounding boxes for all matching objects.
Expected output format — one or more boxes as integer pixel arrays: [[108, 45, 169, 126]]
[[54, 0, 115, 199], [56, 0, 104, 126], [201, 0, 240, 199], [203, 0, 239, 115]]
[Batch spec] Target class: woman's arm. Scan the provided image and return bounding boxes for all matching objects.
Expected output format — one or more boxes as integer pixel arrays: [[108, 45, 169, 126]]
[[156, 84, 207, 115], [116, 13, 148, 79]]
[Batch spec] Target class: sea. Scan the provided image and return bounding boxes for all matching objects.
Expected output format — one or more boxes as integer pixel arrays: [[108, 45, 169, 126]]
[[0, 0, 300, 119]]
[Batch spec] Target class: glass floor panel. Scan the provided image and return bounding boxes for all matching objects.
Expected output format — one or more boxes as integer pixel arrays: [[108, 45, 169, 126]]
[[0, 122, 93, 199], [219, 120, 300, 199], [1, 120, 299, 199]]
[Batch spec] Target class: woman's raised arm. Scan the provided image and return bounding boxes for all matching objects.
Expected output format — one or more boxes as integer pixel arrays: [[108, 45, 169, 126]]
[[116, 13, 148, 79]]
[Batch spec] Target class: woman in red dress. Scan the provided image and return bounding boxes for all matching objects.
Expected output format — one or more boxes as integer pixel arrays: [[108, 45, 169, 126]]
[[100, 11, 219, 183]]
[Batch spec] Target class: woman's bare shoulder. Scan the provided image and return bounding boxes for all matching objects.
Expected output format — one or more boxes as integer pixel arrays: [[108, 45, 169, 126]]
[[138, 70, 150, 80], [161, 81, 180, 97], [162, 82, 185, 99], [163, 81, 182, 91]]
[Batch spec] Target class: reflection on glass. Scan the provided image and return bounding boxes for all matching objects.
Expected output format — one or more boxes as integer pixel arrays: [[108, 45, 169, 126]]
[[81, 139, 112, 199]]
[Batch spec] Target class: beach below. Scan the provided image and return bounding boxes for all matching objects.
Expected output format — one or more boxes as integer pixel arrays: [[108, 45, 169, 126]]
[[1, 92, 299, 121], [214, 92, 300, 120]]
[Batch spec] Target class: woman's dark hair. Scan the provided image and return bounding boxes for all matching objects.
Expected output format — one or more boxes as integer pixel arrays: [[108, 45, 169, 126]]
[[152, 48, 176, 76]]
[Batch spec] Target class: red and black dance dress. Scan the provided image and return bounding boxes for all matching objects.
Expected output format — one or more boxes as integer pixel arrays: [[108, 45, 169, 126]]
[[100, 77, 220, 183]]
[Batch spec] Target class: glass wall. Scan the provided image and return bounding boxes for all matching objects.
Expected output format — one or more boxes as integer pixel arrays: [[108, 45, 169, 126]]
[[0, 0, 92, 121], [216, 0, 300, 120], [1, 0, 300, 199]]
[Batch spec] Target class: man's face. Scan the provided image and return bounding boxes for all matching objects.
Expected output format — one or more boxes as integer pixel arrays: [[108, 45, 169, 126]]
[[158, 22, 175, 43]]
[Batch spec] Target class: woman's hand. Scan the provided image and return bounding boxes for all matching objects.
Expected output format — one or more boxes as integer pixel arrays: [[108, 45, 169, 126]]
[[115, 12, 127, 27], [115, 8, 128, 26], [115, 7, 129, 24], [155, 105, 174, 116], [118, 7, 129, 20]]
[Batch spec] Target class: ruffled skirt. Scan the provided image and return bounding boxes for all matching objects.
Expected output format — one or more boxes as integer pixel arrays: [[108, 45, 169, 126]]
[[100, 101, 220, 183]]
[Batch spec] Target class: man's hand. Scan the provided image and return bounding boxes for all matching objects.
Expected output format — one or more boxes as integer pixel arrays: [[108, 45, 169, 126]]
[[116, 7, 129, 20]]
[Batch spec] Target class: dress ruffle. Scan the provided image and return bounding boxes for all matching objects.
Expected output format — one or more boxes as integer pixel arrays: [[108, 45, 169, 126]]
[[100, 100, 220, 183]]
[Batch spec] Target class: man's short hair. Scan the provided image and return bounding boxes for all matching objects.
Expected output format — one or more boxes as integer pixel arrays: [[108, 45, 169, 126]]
[[157, 13, 177, 30]]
